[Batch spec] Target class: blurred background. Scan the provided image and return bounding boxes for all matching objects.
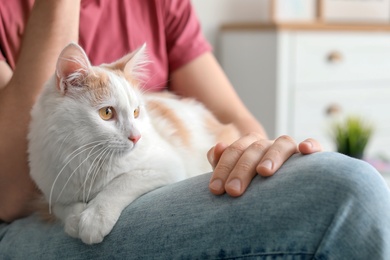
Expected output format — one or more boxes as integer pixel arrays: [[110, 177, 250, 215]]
[[192, 0, 390, 173]]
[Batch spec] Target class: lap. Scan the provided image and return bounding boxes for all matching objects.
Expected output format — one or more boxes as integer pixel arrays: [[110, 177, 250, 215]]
[[1, 152, 389, 259]]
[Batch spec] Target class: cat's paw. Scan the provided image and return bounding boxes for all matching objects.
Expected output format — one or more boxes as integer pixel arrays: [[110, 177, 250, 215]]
[[63, 203, 87, 238], [78, 204, 119, 244]]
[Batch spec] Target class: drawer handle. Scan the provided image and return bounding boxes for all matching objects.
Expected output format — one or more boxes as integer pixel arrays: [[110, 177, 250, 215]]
[[327, 51, 343, 64], [326, 104, 342, 116]]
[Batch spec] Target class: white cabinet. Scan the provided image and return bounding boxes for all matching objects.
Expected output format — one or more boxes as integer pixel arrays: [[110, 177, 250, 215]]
[[219, 24, 390, 157]]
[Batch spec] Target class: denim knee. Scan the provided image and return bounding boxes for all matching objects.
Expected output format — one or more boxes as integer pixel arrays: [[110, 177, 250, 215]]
[[292, 153, 390, 259], [288, 152, 389, 206]]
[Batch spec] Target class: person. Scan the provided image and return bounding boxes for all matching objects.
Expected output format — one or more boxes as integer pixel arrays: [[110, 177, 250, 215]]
[[0, 0, 389, 259]]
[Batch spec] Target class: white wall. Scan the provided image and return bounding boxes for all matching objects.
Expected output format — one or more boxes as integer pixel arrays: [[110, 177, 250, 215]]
[[191, 0, 267, 50]]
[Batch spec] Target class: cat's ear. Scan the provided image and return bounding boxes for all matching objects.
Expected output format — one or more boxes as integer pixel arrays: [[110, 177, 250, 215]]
[[56, 43, 91, 94], [113, 43, 148, 79]]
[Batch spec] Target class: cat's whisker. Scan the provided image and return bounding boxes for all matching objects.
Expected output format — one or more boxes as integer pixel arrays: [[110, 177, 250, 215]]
[[81, 152, 102, 202], [104, 149, 116, 187], [86, 147, 112, 202], [63, 140, 106, 162], [54, 145, 105, 203], [80, 143, 106, 202], [85, 148, 110, 202], [53, 144, 108, 207], [101, 147, 115, 177], [49, 141, 108, 212], [55, 132, 73, 160], [104, 149, 116, 186], [71, 145, 105, 203], [82, 146, 111, 202], [58, 137, 113, 202]]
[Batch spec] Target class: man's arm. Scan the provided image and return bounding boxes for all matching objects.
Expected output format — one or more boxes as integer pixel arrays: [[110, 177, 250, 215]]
[[170, 52, 322, 197], [0, 0, 81, 222], [170, 52, 266, 137]]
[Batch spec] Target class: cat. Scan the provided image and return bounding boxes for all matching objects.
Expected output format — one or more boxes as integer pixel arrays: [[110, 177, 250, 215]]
[[28, 43, 239, 244]]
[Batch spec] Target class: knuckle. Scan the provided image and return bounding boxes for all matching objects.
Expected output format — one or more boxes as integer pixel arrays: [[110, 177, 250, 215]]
[[247, 131, 263, 140], [236, 161, 254, 173], [267, 147, 282, 158], [277, 135, 296, 145], [226, 143, 246, 156], [214, 162, 233, 177], [250, 140, 268, 151]]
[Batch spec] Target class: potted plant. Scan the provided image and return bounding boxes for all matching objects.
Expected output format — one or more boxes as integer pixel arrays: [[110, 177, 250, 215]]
[[330, 116, 374, 159]]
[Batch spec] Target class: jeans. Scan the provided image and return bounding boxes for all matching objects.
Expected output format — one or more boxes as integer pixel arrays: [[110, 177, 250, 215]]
[[1, 152, 390, 259]]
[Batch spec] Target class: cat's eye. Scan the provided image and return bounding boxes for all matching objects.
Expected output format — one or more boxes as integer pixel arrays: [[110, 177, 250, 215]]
[[134, 107, 140, 118], [99, 106, 114, 120]]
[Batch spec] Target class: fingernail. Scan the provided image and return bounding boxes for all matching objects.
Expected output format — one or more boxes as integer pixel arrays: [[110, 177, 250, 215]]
[[260, 159, 273, 170], [227, 179, 241, 193], [209, 179, 222, 191]]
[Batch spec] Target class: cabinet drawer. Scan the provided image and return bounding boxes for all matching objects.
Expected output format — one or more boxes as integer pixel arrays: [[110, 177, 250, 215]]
[[293, 32, 390, 85], [292, 86, 390, 157]]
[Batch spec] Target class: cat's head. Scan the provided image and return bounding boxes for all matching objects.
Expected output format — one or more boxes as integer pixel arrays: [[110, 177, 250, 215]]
[[46, 43, 149, 156]]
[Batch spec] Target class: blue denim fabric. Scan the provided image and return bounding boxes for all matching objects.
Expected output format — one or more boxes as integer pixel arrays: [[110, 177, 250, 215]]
[[1, 152, 390, 259]]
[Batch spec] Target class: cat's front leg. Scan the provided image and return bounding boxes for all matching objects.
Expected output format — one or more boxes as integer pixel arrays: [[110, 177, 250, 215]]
[[77, 170, 174, 244], [78, 198, 121, 244], [53, 202, 87, 238], [77, 174, 141, 244]]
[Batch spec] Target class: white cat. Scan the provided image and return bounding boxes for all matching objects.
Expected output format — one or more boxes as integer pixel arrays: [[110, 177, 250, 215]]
[[28, 43, 238, 244]]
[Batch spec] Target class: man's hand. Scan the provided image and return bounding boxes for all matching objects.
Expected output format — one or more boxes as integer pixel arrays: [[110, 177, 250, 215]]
[[208, 133, 322, 196]]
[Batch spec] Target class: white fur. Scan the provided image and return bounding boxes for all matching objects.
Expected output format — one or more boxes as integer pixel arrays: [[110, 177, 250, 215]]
[[28, 43, 226, 244]]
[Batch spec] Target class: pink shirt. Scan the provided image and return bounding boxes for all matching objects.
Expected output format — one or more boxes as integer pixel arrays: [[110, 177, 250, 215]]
[[0, 0, 211, 91]]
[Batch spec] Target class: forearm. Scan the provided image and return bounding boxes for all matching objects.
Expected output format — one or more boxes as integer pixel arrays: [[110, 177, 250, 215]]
[[1, 0, 80, 131], [0, 0, 81, 222], [12, 0, 80, 100], [171, 52, 268, 140], [232, 115, 268, 139]]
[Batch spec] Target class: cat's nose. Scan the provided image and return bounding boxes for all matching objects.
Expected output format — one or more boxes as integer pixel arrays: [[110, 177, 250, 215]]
[[129, 135, 141, 144]]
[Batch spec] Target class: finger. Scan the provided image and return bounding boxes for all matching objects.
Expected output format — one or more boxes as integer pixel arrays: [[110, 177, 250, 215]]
[[214, 143, 228, 168], [298, 138, 323, 154], [207, 146, 216, 168], [225, 139, 272, 197], [207, 143, 228, 169], [209, 133, 262, 195], [256, 135, 298, 177]]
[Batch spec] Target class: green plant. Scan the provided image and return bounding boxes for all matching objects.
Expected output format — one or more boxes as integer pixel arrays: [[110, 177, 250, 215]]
[[331, 116, 374, 159]]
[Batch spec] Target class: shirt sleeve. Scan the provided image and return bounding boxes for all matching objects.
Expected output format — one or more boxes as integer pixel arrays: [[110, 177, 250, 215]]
[[164, 0, 212, 72]]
